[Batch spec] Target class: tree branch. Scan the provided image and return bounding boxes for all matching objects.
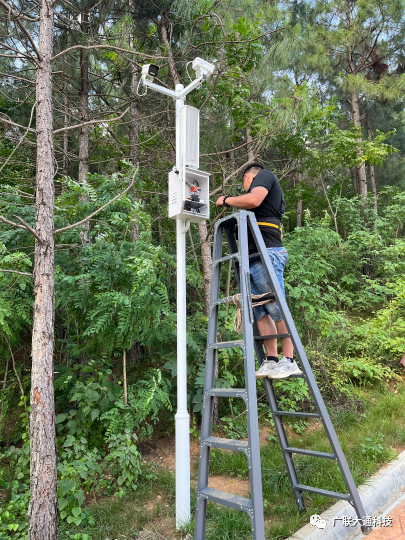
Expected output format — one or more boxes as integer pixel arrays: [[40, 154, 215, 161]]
[[54, 168, 138, 235], [0, 102, 36, 176], [0, 70, 34, 83], [0, 1, 40, 59], [0, 113, 36, 133], [0, 215, 27, 231], [200, 13, 226, 112], [0, 269, 32, 276], [53, 107, 129, 135], [0, 331, 28, 417], [209, 136, 266, 197], [0, 0, 37, 21], [14, 216, 43, 243], [51, 45, 163, 63]]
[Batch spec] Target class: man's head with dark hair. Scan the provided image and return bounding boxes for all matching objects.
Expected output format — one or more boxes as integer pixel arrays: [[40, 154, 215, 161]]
[[242, 162, 264, 179], [242, 162, 264, 192]]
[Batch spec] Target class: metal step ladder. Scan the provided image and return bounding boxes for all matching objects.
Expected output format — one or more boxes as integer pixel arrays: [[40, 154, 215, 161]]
[[194, 210, 371, 539]]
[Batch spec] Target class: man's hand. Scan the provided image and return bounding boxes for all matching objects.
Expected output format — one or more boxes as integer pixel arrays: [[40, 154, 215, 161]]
[[215, 187, 268, 210], [216, 196, 227, 207]]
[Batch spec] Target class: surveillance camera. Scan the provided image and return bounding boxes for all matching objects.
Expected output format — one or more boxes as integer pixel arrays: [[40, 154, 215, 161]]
[[141, 64, 160, 82], [192, 57, 215, 80]]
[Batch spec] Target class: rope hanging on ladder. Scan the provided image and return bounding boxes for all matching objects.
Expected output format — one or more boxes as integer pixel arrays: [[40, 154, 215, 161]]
[[231, 292, 275, 334]]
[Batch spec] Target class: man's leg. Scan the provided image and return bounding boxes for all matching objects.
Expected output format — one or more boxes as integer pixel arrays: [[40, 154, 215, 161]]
[[256, 315, 278, 357], [277, 319, 293, 358]]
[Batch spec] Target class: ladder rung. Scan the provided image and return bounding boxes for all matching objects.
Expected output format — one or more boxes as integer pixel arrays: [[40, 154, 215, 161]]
[[212, 292, 275, 308], [211, 295, 238, 307], [294, 483, 351, 501], [273, 411, 320, 418], [255, 333, 290, 340], [205, 388, 247, 399], [210, 340, 244, 349], [203, 436, 249, 453], [284, 447, 336, 460], [213, 253, 239, 265], [252, 292, 275, 303], [198, 487, 252, 511], [248, 252, 260, 259]]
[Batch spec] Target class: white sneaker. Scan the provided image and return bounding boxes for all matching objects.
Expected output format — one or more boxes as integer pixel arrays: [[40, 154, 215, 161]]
[[279, 356, 302, 377], [255, 360, 279, 379], [256, 359, 292, 379]]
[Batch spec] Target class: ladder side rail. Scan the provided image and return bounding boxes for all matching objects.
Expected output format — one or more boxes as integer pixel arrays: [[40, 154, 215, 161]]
[[195, 222, 225, 540], [223, 220, 241, 291], [253, 325, 306, 512], [238, 212, 266, 539], [246, 212, 368, 523]]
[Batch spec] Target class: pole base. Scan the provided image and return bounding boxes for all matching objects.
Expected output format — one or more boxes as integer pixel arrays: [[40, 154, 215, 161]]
[[175, 410, 190, 529]]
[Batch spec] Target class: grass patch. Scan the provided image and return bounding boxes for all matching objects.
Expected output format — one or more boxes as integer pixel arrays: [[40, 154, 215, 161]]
[[59, 467, 176, 540], [66, 382, 405, 540], [207, 383, 405, 538]]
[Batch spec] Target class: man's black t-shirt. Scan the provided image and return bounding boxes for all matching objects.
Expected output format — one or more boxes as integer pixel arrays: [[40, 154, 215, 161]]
[[248, 169, 285, 248]]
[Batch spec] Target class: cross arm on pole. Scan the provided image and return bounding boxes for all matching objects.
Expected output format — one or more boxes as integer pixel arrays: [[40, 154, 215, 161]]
[[178, 76, 204, 99], [141, 79, 177, 98]]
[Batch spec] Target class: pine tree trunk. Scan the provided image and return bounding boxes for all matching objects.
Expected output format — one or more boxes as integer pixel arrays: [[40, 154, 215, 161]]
[[160, 16, 180, 85], [78, 12, 90, 247], [366, 116, 378, 219], [198, 221, 212, 316], [62, 86, 69, 179], [369, 164, 377, 215], [78, 44, 89, 184], [129, 1, 141, 364], [129, 34, 140, 244], [28, 1, 58, 538], [296, 160, 303, 227], [296, 198, 303, 228], [246, 127, 254, 161], [350, 92, 367, 200]]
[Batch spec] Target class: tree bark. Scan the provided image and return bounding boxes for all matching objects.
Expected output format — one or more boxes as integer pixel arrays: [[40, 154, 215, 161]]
[[123, 349, 128, 405], [129, 14, 140, 244], [350, 92, 367, 199], [28, 1, 58, 538], [129, 0, 141, 364], [296, 198, 303, 228], [296, 159, 303, 227], [246, 127, 254, 161], [78, 9, 90, 185], [160, 15, 180, 85], [0, 357, 9, 428], [198, 221, 212, 316], [62, 84, 69, 176], [366, 116, 378, 219]]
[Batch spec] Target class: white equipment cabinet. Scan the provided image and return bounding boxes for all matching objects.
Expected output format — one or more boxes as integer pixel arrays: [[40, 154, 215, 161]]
[[168, 167, 210, 223], [168, 104, 210, 223]]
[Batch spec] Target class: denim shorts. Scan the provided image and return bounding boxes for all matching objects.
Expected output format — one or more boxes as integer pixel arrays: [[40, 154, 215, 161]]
[[249, 247, 288, 322]]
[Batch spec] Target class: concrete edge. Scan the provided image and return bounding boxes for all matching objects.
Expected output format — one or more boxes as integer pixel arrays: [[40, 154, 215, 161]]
[[286, 449, 405, 540]]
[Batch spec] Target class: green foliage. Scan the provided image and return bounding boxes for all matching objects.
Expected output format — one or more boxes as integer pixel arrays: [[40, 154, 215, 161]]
[[360, 433, 391, 462], [102, 369, 172, 440], [0, 243, 32, 343], [1, 3, 405, 538], [0, 449, 30, 539]]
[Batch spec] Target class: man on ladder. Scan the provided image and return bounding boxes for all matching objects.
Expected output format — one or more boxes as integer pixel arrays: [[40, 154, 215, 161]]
[[216, 162, 301, 379]]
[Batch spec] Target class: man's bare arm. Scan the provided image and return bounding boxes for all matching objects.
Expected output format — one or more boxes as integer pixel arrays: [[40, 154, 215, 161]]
[[216, 187, 268, 209]]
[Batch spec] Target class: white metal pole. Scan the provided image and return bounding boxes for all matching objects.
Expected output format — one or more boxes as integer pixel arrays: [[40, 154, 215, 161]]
[[174, 84, 190, 527]]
